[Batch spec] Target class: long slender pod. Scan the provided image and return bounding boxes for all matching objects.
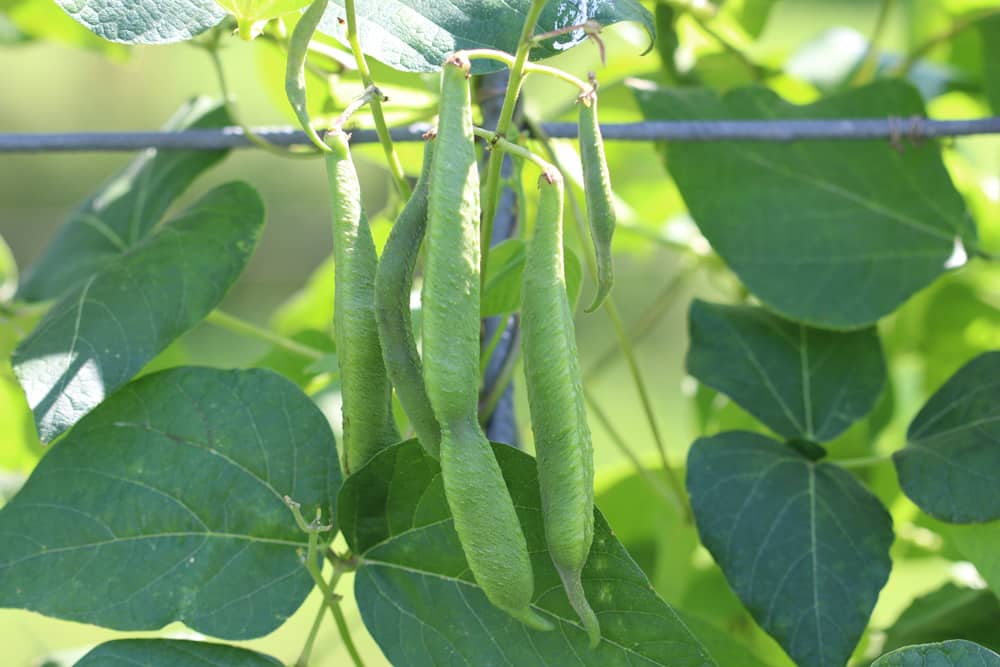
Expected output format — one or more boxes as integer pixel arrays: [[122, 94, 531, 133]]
[[285, 0, 331, 152], [579, 92, 616, 313], [325, 129, 400, 474], [522, 170, 601, 646], [374, 139, 441, 459], [422, 53, 550, 632]]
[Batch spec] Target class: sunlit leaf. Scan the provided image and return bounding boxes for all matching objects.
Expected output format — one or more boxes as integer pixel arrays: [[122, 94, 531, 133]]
[[77, 639, 283, 666], [53, 0, 224, 44]]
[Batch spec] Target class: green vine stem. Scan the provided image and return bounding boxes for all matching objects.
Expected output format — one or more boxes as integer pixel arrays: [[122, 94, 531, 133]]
[[583, 386, 681, 512], [527, 117, 692, 521], [285, 498, 365, 667], [203, 310, 326, 361], [465, 49, 591, 93], [894, 7, 1000, 76], [478, 0, 549, 290], [850, 0, 896, 86], [343, 0, 411, 199], [204, 41, 320, 159], [295, 595, 328, 667]]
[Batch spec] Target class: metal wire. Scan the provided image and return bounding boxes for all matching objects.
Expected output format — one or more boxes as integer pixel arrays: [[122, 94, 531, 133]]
[[3, 116, 1000, 152]]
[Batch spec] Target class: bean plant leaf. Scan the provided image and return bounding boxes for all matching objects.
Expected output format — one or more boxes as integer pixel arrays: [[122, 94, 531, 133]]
[[894, 351, 1000, 523], [633, 79, 975, 329], [12, 182, 264, 443], [872, 640, 1000, 667], [0, 366, 341, 639], [481, 239, 582, 316], [76, 639, 283, 666], [686, 431, 894, 667], [54, 0, 225, 44], [318, 0, 655, 73], [339, 439, 719, 666], [879, 583, 1000, 656], [17, 98, 232, 303], [686, 299, 886, 443]]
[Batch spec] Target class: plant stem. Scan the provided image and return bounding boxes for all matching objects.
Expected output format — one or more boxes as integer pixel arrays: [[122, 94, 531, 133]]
[[526, 118, 691, 520], [343, 0, 411, 199], [833, 454, 892, 469], [850, 0, 895, 86], [472, 126, 554, 174], [479, 0, 549, 290], [584, 258, 699, 381], [204, 310, 326, 360], [207, 46, 319, 159], [894, 7, 1000, 76], [479, 329, 522, 426], [465, 49, 591, 93], [295, 596, 328, 667], [583, 386, 681, 511]]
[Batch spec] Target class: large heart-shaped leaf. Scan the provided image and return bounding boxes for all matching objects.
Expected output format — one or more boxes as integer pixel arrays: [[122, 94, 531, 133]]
[[318, 0, 654, 73], [633, 79, 975, 329], [17, 98, 232, 303], [54, 0, 225, 44], [687, 299, 885, 443], [76, 639, 283, 666], [873, 640, 1000, 667], [12, 182, 264, 443], [687, 431, 894, 667], [0, 366, 341, 639], [894, 351, 1000, 523], [339, 439, 718, 666]]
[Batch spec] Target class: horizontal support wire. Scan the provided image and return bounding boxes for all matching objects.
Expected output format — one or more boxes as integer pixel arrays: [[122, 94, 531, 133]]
[[2, 117, 1000, 152]]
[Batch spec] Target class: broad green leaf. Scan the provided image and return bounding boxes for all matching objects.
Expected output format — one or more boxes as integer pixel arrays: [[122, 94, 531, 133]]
[[979, 15, 1000, 114], [76, 639, 283, 666], [215, 0, 310, 40], [0, 367, 341, 639], [54, 0, 224, 44], [873, 640, 1000, 667], [17, 99, 232, 303], [687, 431, 894, 667], [12, 182, 264, 443], [687, 300, 885, 443], [894, 351, 1000, 523], [317, 0, 655, 73], [482, 239, 526, 318], [678, 611, 775, 667], [633, 80, 975, 329], [879, 583, 1000, 656], [2, 0, 128, 58], [339, 439, 719, 666], [948, 521, 1000, 595]]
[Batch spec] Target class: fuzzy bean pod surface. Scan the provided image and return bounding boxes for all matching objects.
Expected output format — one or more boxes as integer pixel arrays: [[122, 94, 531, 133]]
[[579, 95, 616, 313], [325, 129, 399, 474], [422, 53, 550, 632], [374, 139, 441, 459], [522, 170, 601, 646]]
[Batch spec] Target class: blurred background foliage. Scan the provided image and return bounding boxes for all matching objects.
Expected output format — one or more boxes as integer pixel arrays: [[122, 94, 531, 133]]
[[1, 0, 1000, 664]]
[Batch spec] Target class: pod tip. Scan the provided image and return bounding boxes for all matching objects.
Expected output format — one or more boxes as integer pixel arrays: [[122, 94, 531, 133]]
[[506, 606, 555, 632], [558, 567, 602, 648]]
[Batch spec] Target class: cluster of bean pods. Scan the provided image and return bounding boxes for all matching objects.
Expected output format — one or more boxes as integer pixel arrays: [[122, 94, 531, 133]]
[[324, 51, 615, 647]]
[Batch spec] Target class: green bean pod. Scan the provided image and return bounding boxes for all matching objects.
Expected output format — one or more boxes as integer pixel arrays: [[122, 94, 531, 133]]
[[285, 0, 331, 152], [522, 170, 600, 647], [325, 129, 400, 474], [374, 139, 441, 459], [579, 94, 616, 313], [422, 53, 550, 632]]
